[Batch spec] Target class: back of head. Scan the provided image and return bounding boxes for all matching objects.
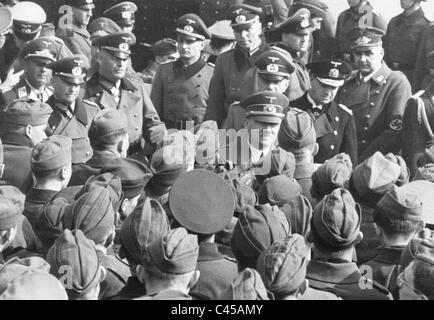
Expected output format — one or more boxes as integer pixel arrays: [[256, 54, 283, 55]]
[[280, 195, 313, 238], [258, 175, 302, 207]]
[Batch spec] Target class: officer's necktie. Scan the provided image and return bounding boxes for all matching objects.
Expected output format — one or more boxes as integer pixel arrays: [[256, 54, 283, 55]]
[[110, 86, 120, 104], [37, 91, 43, 101]]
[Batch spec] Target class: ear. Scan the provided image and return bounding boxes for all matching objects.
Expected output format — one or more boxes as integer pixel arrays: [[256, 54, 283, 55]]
[[99, 266, 107, 282], [373, 223, 381, 238], [200, 40, 206, 50], [188, 270, 200, 289], [355, 231, 364, 244], [60, 166, 68, 180], [282, 79, 290, 92], [25, 125, 32, 139], [298, 279, 308, 297], [306, 230, 314, 244], [121, 198, 128, 214], [136, 265, 146, 284], [312, 143, 319, 157]]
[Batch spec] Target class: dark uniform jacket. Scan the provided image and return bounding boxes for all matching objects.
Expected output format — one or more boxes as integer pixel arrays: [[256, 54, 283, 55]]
[[45, 96, 99, 165], [85, 75, 163, 147], [98, 251, 131, 300], [24, 188, 57, 231], [151, 58, 214, 128], [69, 152, 119, 187], [294, 162, 317, 208], [384, 8, 430, 89], [198, 0, 232, 27], [363, 246, 405, 300], [307, 259, 393, 300], [56, 24, 92, 58], [289, 93, 358, 165], [190, 242, 238, 300], [205, 42, 270, 127], [402, 87, 434, 178], [3, 134, 35, 194], [335, 4, 387, 61], [112, 276, 146, 300], [413, 23, 434, 92], [337, 62, 412, 163]]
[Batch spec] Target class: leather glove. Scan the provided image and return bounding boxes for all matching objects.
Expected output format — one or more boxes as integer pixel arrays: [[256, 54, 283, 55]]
[[148, 124, 167, 145]]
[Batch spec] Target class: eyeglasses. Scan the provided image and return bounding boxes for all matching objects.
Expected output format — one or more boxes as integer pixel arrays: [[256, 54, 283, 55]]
[[397, 272, 428, 299]]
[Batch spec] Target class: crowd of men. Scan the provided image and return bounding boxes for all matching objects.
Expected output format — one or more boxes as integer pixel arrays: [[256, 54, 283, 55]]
[[0, 0, 434, 301]]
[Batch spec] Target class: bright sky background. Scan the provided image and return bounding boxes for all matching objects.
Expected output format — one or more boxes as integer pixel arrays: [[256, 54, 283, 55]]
[[326, 0, 434, 22]]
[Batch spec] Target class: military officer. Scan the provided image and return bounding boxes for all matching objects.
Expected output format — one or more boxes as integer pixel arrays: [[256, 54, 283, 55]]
[[205, 4, 270, 127], [85, 32, 166, 156], [56, 0, 94, 58], [337, 27, 412, 163], [289, 59, 358, 165], [103, 2, 137, 33], [384, 0, 430, 89], [151, 14, 214, 130], [414, 24, 434, 91], [223, 47, 296, 131], [275, 8, 313, 95], [0, 37, 56, 110], [201, 20, 236, 66], [335, 0, 387, 62], [169, 170, 238, 300], [45, 55, 99, 165], [2, 99, 52, 194], [402, 82, 434, 178]]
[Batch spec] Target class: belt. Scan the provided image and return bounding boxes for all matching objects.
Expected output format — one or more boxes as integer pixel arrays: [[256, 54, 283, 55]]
[[128, 139, 142, 156]]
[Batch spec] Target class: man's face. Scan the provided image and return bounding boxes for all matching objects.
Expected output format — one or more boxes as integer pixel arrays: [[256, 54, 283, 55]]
[[177, 35, 204, 62], [72, 7, 93, 26], [98, 51, 128, 82], [244, 117, 281, 149], [52, 76, 81, 105], [281, 31, 311, 53], [310, 17, 323, 31], [233, 20, 262, 51], [347, 0, 363, 8], [24, 59, 51, 88], [258, 77, 290, 94], [309, 77, 340, 105], [401, 0, 417, 10], [353, 46, 384, 75]]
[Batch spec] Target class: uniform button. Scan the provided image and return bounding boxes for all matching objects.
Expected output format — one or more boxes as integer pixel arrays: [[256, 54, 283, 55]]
[[330, 145, 335, 151], [135, 127, 139, 131], [366, 114, 371, 119], [334, 131, 338, 136], [370, 102, 375, 107], [216, 1, 220, 4], [86, 152, 90, 156], [52, 126, 56, 130], [134, 113, 138, 117], [86, 138, 89, 142], [362, 140, 367, 144], [375, 90, 380, 94], [364, 127, 368, 131], [335, 117, 340, 122]]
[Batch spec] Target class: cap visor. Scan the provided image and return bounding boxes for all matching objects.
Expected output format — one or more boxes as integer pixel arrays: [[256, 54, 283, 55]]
[[59, 75, 85, 85], [258, 72, 290, 82], [104, 48, 130, 60], [26, 56, 55, 64], [316, 77, 344, 87], [231, 20, 256, 31], [351, 42, 382, 50], [176, 29, 205, 40], [249, 113, 284, 124]]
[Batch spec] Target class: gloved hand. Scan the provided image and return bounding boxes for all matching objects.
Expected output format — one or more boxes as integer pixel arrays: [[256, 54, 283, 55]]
[[148, 124, 167, 145], [0, 68, 24, 93]]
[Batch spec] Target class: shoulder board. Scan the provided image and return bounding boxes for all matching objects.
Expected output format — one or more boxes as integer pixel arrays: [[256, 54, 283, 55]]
[[53, 37, 65, 45], [224, 256, 237, 263], [371, 9, 382, 16], [207, 62, 215, 68], [412, 90, 426, 100], [345, 70, 358, 82], [82, 99, 99, 108], [338, 104, 353, 115]]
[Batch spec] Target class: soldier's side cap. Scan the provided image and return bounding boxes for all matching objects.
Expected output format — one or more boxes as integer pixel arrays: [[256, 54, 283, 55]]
[[47, 55, 89, 85], [276, 8, 312, 35], [169, 170, 235, 235], [101, 158, 153, 199], [307, 59, 352, 87], [209, 20, 235, 41], [401, 181, 434, 225], [103, 2, 137, 25], [414, 164, 434, 184], [227, 4, 262, 29], [241, 91, 287, 124], [265, 147, 296, 180], [151, 38, 178, 56], [0, 257, 67, 300], [231, 204, 290, 269], [64, 187, 115, 245], [31, 135, 72, 173], [0, 185, 25, 231], [3, 99, 52, 126], [311, 153, 353, 198], [376, 185, 423, 222], [347, 27, 385, 50], [46, 229, 104, 298], [221, 268, 270, 300], [256, 48, 296, 81], [258, 175, 302, 207], [88, 109, 128, 141], [0, 7, 13, 35], [280, 195, 313, 238], [176, 14, 211, 41], [257, 234, 307, 296], [20, 38, 56, 63], [64, 0, 95, 10], [147, 228, 199, 275], [92, 32, 136, 59], [351, 152, 401, 199], [11, 2, 46, 38], [311, 188, 362, 250], [291, 0, 327, 18], [89, 17, 122, 39], [278, 109, 316, 150], [401, 229, 434, 269], [119, 197, 170, 263]]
